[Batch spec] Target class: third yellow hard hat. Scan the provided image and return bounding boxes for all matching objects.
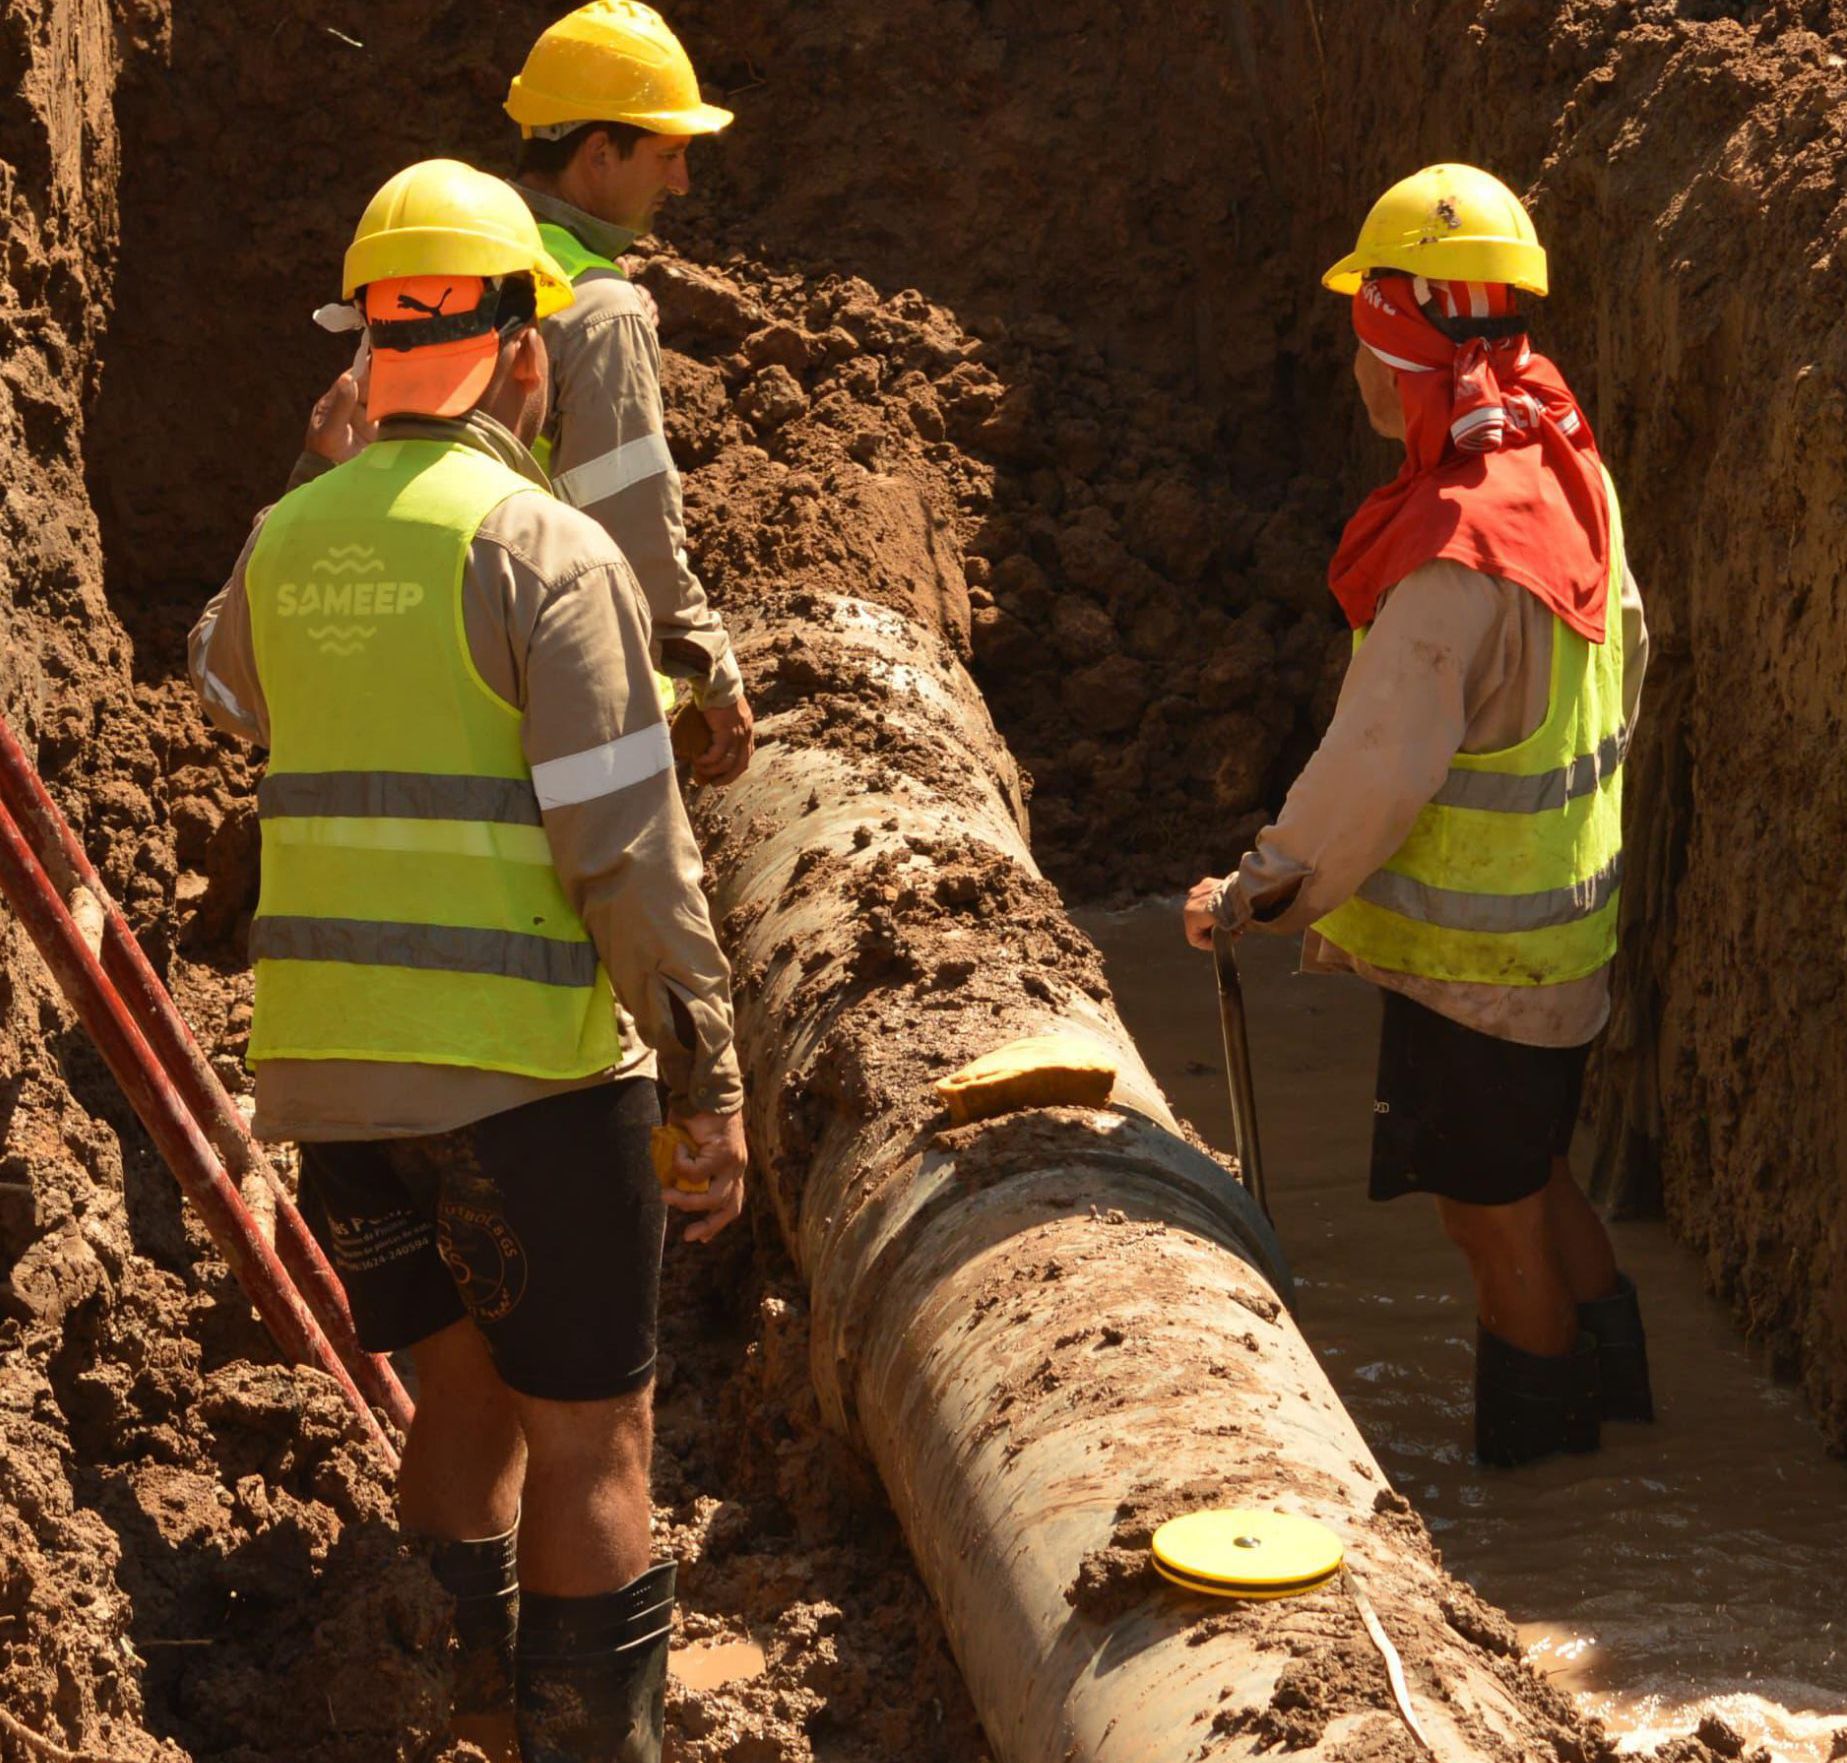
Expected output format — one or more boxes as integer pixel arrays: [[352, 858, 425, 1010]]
[[1322, 164, 1548, 298], [506, 2, 734, 140]]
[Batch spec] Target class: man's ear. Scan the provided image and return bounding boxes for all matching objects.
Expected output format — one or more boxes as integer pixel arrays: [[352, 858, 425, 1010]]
[[514, 325, 547, 387]]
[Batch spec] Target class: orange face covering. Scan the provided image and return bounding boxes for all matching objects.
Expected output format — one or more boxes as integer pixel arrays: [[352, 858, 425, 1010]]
[[1328, 273, 1612, 644]]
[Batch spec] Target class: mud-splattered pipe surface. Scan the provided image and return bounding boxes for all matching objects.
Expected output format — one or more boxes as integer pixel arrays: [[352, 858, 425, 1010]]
[[689, 592, 1595, 1762]]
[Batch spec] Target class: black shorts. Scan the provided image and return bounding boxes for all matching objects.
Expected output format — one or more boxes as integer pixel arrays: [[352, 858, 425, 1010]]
[[300, 1079, 664, 1401], [1369, 990, 1591, 1207]]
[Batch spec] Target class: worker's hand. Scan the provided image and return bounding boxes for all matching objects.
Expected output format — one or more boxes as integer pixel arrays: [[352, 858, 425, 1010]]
[[304, 370, 377, 464], [1184, 876, 1234, 951], [661, 1109, 748, 1244], [694, 697, 756, 786]]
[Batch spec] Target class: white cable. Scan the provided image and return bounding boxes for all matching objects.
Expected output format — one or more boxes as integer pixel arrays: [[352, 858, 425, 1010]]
[[1344, 1566, 1434, 1754]]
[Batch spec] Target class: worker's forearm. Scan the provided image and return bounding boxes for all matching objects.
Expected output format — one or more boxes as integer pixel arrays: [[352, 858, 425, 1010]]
[[550, 304, 743, 707], [1220, 572, 1478, 934], [287, 450, 336, 493]]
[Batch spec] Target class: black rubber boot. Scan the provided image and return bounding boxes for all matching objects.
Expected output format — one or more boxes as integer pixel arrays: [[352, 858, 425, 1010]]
[[517, 1561, 676, 1763], [1577, 1272, 1655, 1422], [1475, 1327, 1601, 1467], [430, 1526, 521, 1761]]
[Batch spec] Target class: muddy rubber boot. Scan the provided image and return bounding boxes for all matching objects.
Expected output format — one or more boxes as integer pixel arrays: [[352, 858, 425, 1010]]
[[1474, 1327, 1601, 1467], [516, 1561, 675, 1763], [1576, 1272, 1654, 1422], [430, 1526, 521, 1762]]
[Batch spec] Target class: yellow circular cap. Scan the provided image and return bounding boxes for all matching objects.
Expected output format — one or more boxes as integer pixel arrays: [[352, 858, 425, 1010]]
[[1151, 1509, 1344, 1600]]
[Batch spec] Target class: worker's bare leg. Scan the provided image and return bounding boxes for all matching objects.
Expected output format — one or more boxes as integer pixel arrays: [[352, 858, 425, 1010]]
[[514, 1385, 672, 1762], [400, 1317, 525, 1536], [1545, 1154, 1655, 1420], [514, 1385, 653, 1595], [1436, 1191, 1576, 1356], [1438, 1190, 1600, 1464], [398, 1318, 526, 1761], [1542, 1154, 1619, 1303]]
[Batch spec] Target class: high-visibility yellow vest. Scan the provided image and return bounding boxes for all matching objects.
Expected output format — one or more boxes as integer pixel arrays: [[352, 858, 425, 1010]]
[[531, 220, 679, 719], [1313, 471, 1628, 988], [244, 438, 622, 1077]]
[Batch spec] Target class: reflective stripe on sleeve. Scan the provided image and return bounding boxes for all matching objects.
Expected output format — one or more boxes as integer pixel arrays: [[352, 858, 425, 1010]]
[[1356, 853, 1623, 935], [258, 772, 544, 826], [250, 916, 598, 987], [1430, 726, 1629, 815], [552, 432, 674, 508], [530, 722, 674, 810], [203, 668, 250, 725]]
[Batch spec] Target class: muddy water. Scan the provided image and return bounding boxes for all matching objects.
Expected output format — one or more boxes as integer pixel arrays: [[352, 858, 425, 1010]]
[[1075, 901, 1847, 1761], [670, 1637, 767, 1692]]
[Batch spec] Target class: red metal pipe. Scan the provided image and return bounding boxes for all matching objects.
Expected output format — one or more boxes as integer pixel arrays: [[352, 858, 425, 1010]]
[[0, 712, 412, 1433], [105, 941, 414, 1433], [0, 793, 397, 1468]]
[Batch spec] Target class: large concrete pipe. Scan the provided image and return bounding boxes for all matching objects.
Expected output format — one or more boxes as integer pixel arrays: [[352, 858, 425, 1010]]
[[691, 592, 1588, 1761]]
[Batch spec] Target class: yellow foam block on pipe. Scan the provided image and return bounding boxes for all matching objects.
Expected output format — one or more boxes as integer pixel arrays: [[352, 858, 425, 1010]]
[[934, 1033, 1118, 1126]]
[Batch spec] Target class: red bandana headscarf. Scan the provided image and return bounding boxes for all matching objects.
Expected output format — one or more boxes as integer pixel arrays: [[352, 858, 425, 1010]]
[[1328, 273, 1612, 643]]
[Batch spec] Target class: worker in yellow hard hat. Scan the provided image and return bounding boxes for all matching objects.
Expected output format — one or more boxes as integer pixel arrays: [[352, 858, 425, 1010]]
[[190, 158, 749, 1763], [1184, 165, 1655, 1470], [504, 2, 756, 787]]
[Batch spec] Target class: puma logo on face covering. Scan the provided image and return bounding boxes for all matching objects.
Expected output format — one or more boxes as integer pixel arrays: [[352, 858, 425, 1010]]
[[396, 286, 456, 318]]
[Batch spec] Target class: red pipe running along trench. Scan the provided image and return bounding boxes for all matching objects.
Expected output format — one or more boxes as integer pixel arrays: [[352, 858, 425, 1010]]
[[0, 710, 406, 1465]]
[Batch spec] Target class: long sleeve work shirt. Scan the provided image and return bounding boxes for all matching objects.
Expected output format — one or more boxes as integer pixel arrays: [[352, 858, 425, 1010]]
[[517, 184, 745, 709]]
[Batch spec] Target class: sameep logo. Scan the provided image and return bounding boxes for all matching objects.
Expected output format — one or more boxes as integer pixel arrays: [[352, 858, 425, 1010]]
[[270, 547, 427, 655]]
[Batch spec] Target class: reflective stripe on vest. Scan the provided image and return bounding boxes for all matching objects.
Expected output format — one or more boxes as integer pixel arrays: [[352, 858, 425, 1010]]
[[1312, 468, 1628, 989], [244, 438, 622, 1078]]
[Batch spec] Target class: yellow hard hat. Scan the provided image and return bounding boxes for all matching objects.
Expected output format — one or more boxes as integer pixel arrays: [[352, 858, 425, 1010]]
[[1322, 164, 1548, 298], [343, 160, 574, 317], [506, 2, 734, 140]]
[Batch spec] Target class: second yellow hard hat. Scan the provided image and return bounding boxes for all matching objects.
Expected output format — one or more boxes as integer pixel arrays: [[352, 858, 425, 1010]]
[[506, 2, 734, 140], [1323, 164, 1548, 298]]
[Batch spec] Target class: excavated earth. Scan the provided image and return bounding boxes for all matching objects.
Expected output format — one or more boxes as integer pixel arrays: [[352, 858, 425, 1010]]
[[1, 0, 1844, 1759]]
